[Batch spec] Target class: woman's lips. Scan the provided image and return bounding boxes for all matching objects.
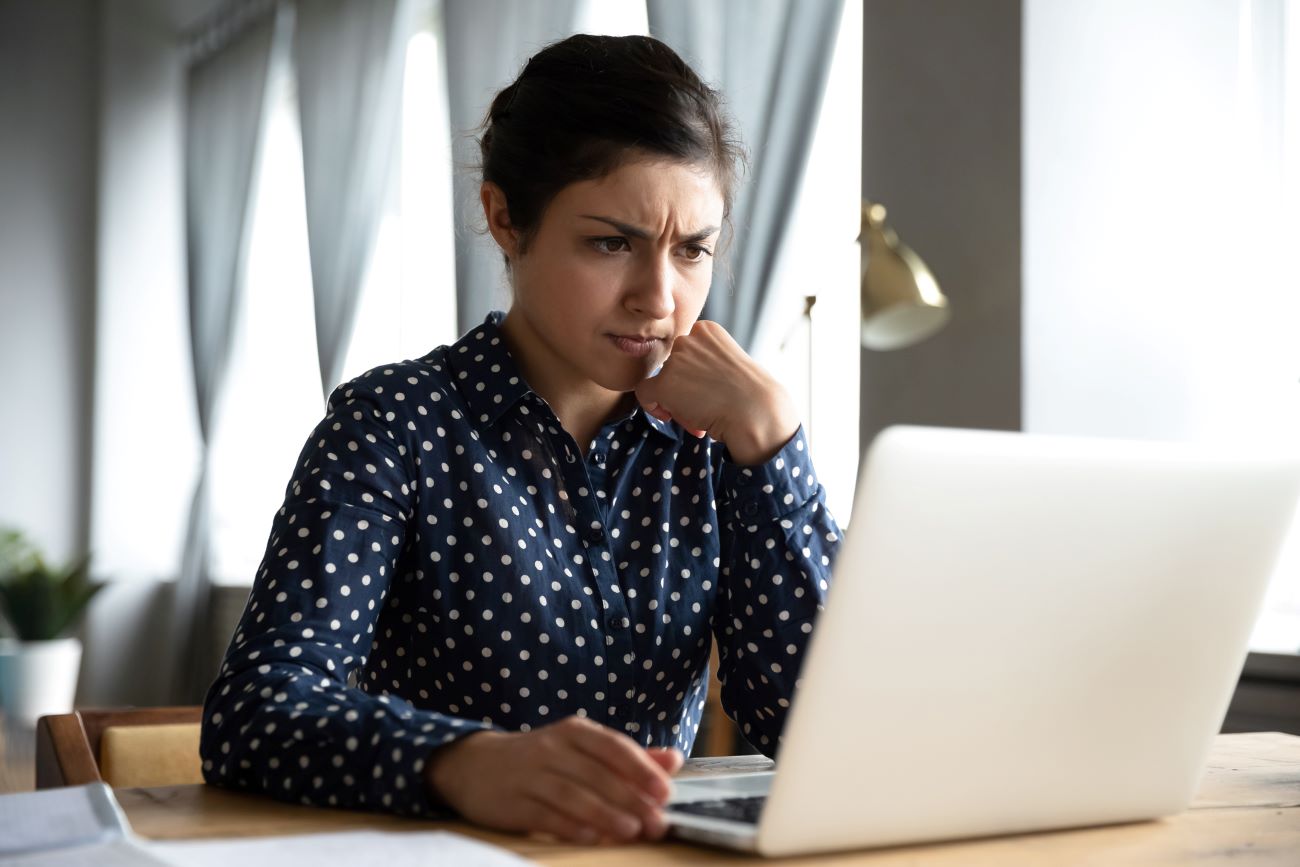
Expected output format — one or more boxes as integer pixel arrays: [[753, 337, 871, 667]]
[[610, 335, 661, 357]]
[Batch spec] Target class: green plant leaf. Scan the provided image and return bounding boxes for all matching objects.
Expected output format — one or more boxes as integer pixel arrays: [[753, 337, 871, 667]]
[[0, 529, 100, 641]]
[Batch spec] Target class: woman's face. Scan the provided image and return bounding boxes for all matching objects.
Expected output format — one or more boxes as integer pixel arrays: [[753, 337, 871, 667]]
[[490, 157, 725, 400]]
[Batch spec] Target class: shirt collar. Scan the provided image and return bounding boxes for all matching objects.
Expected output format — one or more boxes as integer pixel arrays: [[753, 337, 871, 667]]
[[443, 312, 531, 426], [445, 311, 681, 444], [638, 406, 682, 442]]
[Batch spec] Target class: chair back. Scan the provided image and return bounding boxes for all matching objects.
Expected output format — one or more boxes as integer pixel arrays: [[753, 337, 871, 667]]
[[35, 706, 202, 788]]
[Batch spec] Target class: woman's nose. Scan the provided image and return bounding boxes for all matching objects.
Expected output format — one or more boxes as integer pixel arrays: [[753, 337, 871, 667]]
[[625, 256, 675, 319]]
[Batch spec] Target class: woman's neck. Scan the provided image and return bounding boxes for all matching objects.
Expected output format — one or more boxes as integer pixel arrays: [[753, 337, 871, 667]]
[[549, 391, 631, 456], [499, 314, 631, 455]]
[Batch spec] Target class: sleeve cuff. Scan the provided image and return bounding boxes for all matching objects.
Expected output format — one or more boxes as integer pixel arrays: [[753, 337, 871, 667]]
[[719, 426, 822, 528], [379, 712, 498, 817]]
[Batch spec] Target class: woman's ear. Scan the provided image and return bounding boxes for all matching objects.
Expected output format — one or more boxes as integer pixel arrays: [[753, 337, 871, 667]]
[[481, 182, 519, 260]]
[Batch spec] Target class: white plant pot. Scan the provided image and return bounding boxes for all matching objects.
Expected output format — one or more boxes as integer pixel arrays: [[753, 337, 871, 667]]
[[0, 636, 83, 728]]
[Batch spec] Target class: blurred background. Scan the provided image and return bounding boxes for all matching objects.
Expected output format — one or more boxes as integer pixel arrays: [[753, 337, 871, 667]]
[[1, 0, 1297, 785]]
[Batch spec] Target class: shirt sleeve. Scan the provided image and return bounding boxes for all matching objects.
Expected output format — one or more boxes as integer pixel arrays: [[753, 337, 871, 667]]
[[711, 425, 841, 757], [199, 379, 493, 817]]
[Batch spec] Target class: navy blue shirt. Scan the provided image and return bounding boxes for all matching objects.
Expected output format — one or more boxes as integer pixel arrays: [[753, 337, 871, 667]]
[[201, 313, 841, 816]]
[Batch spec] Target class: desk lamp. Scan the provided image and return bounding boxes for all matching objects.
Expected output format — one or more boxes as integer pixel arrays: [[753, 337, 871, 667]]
[[859, 201, 949, 350], [782, 201, 947, 442]]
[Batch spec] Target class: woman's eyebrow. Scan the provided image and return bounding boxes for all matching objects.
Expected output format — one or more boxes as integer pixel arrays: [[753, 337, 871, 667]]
[[579, 214, 720, 244]]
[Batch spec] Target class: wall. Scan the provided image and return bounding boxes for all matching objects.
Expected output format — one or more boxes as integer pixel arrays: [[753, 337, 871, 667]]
[[859, 0, 1022, 454], [0, 0, 195, 705], [79, 0, 196, 706], [1023, 0, 1246, 440], [1023, 0, 1300, 653], [1023, 0, 1297, 446], [92, 0, 196, 586], [0, 0, 99, 565]]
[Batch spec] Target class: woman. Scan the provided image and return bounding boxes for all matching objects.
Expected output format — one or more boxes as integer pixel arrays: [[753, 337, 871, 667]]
[[201, 33, 841, 846]]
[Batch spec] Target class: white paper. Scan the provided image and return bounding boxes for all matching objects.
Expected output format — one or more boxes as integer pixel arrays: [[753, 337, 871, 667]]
[[1, 838, 175, 867], [0, 785, 534, 866], [0, 783, 131, 856], [149, 830, 537, 867]]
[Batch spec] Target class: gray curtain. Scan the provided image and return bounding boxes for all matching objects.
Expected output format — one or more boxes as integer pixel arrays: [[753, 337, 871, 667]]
[[441, 0, 581, 334], [173, 6, 286, 702], [647, 0, 844, 351], [295, 0, 415, 399]]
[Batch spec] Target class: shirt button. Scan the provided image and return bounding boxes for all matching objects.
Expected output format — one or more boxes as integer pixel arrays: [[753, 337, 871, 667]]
[[740, 500, 760, 519], [606, 614, 622, 630], [583, 525, 604, 545]]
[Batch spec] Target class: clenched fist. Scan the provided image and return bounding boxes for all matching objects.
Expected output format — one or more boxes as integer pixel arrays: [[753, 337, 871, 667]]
[[634, 320, 800, 465]]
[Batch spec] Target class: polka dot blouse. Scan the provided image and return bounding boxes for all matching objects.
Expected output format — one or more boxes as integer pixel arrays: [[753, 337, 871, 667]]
[[200, 312, 842, 817]]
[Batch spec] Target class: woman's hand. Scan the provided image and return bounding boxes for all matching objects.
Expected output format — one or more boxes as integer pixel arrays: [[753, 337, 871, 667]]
[[634, 320, 800, 465], [424, 716, 684, 844]]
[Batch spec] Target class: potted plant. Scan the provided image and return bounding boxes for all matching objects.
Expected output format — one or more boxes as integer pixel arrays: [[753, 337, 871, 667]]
[[0, 528, 101, 728]]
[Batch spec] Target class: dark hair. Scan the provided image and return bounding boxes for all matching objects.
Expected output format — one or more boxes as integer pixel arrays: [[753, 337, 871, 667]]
[[476, 34, 746, 257]]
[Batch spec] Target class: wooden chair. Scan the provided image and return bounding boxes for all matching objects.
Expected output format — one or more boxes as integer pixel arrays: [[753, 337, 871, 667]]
[[30, 684, 737, 789], [35, 706, 203, 789]]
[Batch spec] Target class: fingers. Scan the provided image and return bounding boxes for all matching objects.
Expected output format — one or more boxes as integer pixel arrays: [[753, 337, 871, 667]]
[[561, 718, 675, 804], [516, 793, 602, 845], [635, 324, 741, 440], [634, 389, 708, 439], [526, 771, 648, 842], [436, 717, 684, 845], [636, 395, 674, 424], [646, 747, 685, 774], [632, 374, 667, 414], [549, 749, 668, 839], [688, 318, 726, 338]]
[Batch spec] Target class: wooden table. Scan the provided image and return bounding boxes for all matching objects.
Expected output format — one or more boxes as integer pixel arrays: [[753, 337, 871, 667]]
[[118, 732, 1300, 865]]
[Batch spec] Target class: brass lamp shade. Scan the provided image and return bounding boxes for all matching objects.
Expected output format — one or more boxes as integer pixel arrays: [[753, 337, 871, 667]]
[[860, 201, 950, 350]]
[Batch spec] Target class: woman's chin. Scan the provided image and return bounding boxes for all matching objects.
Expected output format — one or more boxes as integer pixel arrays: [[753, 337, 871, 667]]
[[594, 365, 656, 396], [598, 375, 648, 395], [585, 352, 653, 390]]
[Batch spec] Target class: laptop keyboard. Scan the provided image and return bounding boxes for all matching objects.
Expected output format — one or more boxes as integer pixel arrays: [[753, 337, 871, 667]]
[[672, 795, 767, 825]]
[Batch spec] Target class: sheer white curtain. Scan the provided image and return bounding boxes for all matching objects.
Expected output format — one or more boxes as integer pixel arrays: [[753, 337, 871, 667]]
[[212, 10, 459, 587], [173, 5, 287, 700], [294, 0, 418, 399], [752, 0, 862, 525], [441, 0, 583, 333], [646, 0, 845, 352]]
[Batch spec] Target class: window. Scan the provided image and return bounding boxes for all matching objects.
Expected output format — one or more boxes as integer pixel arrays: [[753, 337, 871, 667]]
[[207, 54, 320, 586], [576, 0, 649, 35], [211, 11, 457, 585], [1024, 0, 1300, 651], [210, 2, 863, 583], [755, 0, 863, 525], [1246, 0, 1300, 650], [342, 8, 456, 383]]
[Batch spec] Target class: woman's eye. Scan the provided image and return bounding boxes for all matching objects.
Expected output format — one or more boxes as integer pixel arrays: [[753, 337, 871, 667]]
[[681, 244, 713, 262], [591, 237, 630, 254]]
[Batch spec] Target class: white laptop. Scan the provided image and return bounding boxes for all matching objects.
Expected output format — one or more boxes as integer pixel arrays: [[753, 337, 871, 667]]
[[666, 425, 1300, 857]]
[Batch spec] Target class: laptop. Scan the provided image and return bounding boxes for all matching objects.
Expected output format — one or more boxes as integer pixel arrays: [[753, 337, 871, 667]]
[[666, 425, 1300, 857]]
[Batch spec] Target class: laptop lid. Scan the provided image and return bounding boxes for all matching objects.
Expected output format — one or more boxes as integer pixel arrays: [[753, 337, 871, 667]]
[[753, 426, 1300, 857]]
